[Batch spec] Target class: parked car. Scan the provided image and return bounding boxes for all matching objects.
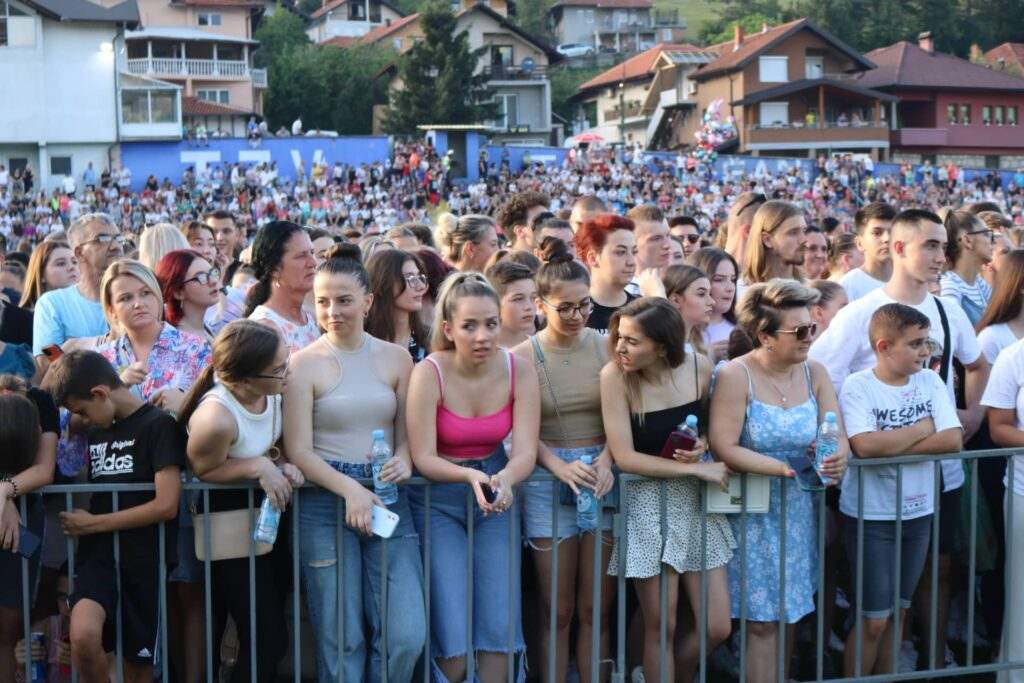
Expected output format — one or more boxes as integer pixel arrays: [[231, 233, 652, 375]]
[[557, 43, 595, 57]]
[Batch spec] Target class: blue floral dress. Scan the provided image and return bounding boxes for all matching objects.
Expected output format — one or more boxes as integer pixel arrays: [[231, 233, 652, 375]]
[[727, 362, 819, 624]]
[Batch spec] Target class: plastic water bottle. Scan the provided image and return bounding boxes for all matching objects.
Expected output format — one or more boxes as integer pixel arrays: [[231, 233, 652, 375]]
[[371, 429, 398, 506], [253, 497, 280, 545], [576, 455, 598, 531], [815, 411, 840, 485]]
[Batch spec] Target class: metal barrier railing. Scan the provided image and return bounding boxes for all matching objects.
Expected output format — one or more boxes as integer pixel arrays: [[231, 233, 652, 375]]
[[12, 447, 1024, 682]]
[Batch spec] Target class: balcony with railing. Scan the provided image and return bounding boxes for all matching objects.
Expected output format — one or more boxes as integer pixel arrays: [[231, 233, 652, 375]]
[[598, 13, 653, 30], [125, 57, 265, 80], [652, 9, 680, 26], [603, 100, 645, 122], [745, 121, 890, 147], [482, 63, 548, 81]]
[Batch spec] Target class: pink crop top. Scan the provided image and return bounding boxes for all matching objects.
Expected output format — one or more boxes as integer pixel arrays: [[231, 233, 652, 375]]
[[426, 351, 515, 459]]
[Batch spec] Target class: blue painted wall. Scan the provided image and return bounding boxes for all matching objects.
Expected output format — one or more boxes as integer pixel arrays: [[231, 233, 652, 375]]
[[119, 137, 392, 192]]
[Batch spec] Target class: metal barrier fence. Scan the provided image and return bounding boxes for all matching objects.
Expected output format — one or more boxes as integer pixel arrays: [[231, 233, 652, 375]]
[[12, 447, 1024, 683]]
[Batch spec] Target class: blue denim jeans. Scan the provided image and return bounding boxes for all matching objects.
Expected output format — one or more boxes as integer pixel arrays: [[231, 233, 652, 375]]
[[406, 447, 526, 682], [298, 461, 426, 683]]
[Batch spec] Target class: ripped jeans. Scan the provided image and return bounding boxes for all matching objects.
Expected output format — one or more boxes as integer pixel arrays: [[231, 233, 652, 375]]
[[298, 461, 426, 683], [407, 447, 526, 682]]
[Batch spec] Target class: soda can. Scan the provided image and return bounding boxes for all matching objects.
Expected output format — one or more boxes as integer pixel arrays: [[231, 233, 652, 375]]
[[29, 632, 46, 682]]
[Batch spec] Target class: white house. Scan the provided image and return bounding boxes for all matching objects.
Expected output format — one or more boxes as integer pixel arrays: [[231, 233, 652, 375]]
[[0, 0, 143, 191]]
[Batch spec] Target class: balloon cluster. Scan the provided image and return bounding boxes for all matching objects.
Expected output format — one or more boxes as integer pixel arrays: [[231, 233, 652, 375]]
[[690, 98, 737, 165]]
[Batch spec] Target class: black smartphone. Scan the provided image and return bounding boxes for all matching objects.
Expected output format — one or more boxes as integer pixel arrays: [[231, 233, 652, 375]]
[[785, 453, 825, 492], [16, 526, 41, 559], [480, 483, 497, 505]]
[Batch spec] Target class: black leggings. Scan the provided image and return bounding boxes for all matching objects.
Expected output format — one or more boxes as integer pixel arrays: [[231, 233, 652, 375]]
[[211, 553, 287, 683]]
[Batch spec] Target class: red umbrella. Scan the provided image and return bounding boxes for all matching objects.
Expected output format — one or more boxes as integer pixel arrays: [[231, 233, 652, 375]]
[[572, 132, 604, 144]]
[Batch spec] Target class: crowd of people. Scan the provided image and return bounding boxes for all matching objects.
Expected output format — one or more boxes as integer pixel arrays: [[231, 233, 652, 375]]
[[1, 145, 1024, 683]]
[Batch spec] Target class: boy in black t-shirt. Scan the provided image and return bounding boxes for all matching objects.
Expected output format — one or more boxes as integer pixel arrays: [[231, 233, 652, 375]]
[[43, 351, 183, 683]]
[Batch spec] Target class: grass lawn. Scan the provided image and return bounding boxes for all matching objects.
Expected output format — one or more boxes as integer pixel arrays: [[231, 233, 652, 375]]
[[654, 0, 719, 41]]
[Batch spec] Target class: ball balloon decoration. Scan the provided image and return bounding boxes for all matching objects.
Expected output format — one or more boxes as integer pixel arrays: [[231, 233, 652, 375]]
[[688, 98, 737, 167]]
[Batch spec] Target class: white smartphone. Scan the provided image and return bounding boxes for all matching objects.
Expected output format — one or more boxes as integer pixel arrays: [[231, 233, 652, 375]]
[[371, 506, 400, 539]]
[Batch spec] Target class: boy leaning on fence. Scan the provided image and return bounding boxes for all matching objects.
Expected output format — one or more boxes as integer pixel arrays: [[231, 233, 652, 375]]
[[837, 304, 963, 677], [42, 350, 183, 683]]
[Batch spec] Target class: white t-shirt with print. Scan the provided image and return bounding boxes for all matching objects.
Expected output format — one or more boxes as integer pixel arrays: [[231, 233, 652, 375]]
[[839, 267, 886, 302], [810, 287, 982, 491], [979, 337, 1024, 496], [978, 323, 1018, 364], [839, 368, 961, 520]]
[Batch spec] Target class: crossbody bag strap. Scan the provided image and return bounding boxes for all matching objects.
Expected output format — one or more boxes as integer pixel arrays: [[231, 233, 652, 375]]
[[933, 295, 952, 385], [531, 335, 570, 447]]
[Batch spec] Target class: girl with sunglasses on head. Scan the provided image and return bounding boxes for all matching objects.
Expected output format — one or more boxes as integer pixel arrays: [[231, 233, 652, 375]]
[[179, 320, 304, 683], [365, 249, 431, 361], [710, 279, 848, 683], [283, 243, 425, 682], [601, 297, 734, 683], [156, 250, 222, 343], [405, 272, 540, 683], [512, 238, 615, 683]]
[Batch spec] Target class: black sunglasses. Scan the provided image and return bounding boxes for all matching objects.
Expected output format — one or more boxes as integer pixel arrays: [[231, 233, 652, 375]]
[[776, 323, 818, 341], [680, 233, 701, 244]]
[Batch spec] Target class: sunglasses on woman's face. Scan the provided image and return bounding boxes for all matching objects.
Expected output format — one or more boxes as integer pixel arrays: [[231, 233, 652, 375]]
[[776, 323, 817, 341]]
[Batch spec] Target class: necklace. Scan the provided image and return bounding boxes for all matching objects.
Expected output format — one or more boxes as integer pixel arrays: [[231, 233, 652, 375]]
[[762, 362, 797, 405]]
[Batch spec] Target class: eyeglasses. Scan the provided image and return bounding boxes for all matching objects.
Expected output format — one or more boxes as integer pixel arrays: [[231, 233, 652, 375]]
[[403, 273, 428, 288], [84, 234, 125, 247], [776, 323, 818, 341], [680, 233, 701, 244], [542, 297, 593, 320], [253, 356, 290, 381], [967, 228, 995, 243], [184, 267, 222, 286]]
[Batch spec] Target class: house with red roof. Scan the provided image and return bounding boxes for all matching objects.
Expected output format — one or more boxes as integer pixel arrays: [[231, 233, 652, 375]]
[[572, 42, 715, 146], [857, 33, 1024, 168], [984, 42, 1024, 77], [548, 0, 685, 55], [667, 18, 897, 157], [305, 0, 404, 45], [123, 0, 269, 131], [363, 0, 557, 144]]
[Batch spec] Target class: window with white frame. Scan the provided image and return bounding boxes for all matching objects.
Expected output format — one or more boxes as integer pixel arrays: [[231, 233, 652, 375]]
[[121, 89, 179, 124], [805, 55, 823, 79], [758, 55, 788, 83], [492, 93, 518, 129], [197, 89, 230, 104], [198, 12, 222, 26], [0, 0, 35, 47], [759, 101, 789, 127]]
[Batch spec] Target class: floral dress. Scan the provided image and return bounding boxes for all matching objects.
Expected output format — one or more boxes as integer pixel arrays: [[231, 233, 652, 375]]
[[727, 362, 819, 624], [97, 323, 211, 402]]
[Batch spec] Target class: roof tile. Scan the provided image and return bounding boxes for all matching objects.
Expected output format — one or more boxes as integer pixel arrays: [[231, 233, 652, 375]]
[[577, 42, 701, 92], [858, 41, 1024, 91], [182, 96, 252, 116], [984, 42, 1024, 73], [554, 0, 651, 8]]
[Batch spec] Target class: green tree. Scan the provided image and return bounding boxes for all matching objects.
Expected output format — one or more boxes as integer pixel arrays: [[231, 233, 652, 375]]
[[253, 5, 310, 69], [264, 43, 394, 133], [548, 65, 603, 127], [513, 0, 555, 43], [385, 0, 497, 133], [699, 10, 786, 45]]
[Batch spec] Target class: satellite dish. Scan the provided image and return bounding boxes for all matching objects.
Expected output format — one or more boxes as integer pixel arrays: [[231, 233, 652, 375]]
[[521, 57, 535, 74]]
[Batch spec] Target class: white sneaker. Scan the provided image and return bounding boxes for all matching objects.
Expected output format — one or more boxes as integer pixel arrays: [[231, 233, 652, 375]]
[[898, 640, 918, 673], [631, 665, 646, 683]]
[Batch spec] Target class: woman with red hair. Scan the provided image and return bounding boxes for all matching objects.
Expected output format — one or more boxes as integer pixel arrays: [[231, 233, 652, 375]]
[[576, 213, 638, 333], [155, 249, 221, 342]]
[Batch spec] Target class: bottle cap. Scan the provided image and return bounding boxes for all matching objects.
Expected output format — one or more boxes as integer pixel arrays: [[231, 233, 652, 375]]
[[372, 429, 386, 440], [685, 414, 698, 428], [580, 455, 593, 465], [824, 411, 837, 422]]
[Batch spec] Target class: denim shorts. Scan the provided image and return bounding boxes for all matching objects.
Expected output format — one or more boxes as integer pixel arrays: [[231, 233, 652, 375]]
[[843, 513, 933, 619], [169, 491, 203, 583], [521, 445, 613, 542], [406, 446, 525, 681]]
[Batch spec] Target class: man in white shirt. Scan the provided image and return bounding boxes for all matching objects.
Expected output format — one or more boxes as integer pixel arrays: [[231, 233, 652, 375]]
[[811, 208, 989, 672], [624, 204, 671, 295], [840, 202, 896, 301]]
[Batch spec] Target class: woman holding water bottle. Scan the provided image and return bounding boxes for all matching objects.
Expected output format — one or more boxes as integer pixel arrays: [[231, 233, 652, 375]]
[[406, 271, 540, 683], [708, 279, 847, 683], [600, 297, 734, 683], [179, 320, 304, 683], [512, 238, 615, 683], [283, 243, 426, 682]]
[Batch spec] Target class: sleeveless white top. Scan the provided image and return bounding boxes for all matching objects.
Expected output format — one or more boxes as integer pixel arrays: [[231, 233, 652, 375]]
[[200, 383, 281, 459]]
